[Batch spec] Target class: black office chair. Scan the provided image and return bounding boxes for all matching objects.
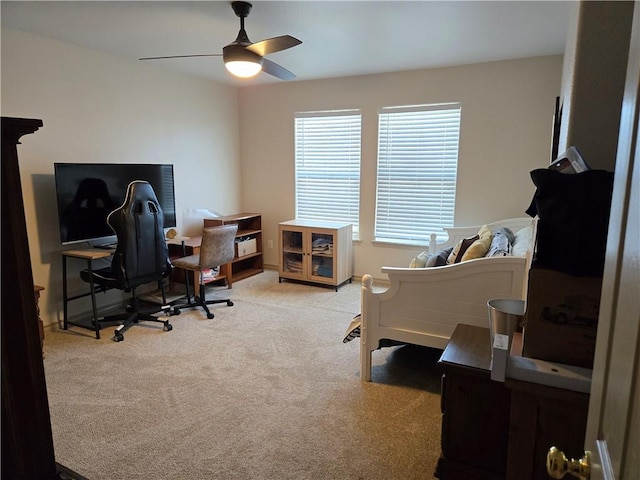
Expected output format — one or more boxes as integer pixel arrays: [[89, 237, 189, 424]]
[[172, 224, 238, 319], [80, 180, 175, 342]]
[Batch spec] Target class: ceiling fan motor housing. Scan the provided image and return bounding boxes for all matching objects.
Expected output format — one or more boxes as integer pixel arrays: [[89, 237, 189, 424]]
[[223, 43, 263, 66]]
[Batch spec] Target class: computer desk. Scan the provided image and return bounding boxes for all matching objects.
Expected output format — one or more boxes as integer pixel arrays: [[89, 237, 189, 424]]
[[62, 237, 190, 339], [61, 249, 113, 339]]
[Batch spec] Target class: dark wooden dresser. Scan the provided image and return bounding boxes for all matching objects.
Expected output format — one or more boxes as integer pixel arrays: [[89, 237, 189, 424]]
[[2, 117, 87, 479], [504, 378, 589, 479], [1, 116, 58, 478], [436, 324, 510, 479], [435, 323, 590, 480]]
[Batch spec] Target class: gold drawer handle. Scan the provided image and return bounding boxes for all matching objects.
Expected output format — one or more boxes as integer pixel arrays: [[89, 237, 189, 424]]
[[547, 446, 591, 480]]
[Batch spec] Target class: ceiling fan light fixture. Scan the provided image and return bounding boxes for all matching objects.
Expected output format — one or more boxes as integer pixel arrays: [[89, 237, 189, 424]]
[[223, 44, 263, 78], [225, 60, 262, 78]]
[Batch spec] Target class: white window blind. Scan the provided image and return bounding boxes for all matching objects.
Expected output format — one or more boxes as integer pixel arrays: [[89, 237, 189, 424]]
[[295, 111, 361, 237], [375, 103, 461, 244]]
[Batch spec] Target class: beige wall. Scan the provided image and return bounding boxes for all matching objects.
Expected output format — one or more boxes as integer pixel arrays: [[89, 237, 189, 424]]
[[237, 55, 563, 278], [2, 27, 564, 327], [1, 28, 241, 328]]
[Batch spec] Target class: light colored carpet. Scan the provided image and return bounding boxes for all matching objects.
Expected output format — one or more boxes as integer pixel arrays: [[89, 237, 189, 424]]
[[43, 270, 443, 479]]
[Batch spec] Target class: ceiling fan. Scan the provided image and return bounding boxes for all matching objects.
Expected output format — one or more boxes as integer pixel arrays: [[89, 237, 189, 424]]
[[139, 1, 302, 80]]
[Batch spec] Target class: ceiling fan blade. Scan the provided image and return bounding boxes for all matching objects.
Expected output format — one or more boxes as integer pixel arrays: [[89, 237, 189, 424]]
[[261, 58, 296, 80], [139, 54, 222, 60], [246, 35, 302, 56]]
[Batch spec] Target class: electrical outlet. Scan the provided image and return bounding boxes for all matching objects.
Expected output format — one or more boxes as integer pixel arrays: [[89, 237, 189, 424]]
[[267, 239, 274, 249]]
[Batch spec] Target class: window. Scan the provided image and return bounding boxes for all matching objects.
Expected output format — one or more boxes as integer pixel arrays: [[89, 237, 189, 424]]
[[295, 111, 361, 238], [375, 103, 461, 244]]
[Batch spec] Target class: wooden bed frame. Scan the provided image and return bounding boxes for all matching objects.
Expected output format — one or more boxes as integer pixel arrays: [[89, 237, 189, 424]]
[[360, 218, 535, 381]]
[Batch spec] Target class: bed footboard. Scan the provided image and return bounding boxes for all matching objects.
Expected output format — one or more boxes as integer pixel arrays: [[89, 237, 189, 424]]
[[360, 256, 527, 381]]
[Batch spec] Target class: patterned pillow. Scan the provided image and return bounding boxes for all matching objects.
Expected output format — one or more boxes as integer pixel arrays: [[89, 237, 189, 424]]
[[447, 235, 480, 264], [486, 227, 515, 257]]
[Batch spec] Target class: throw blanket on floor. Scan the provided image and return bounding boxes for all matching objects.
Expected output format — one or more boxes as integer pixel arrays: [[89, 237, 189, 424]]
[[343, 314, 404, 348], [343, 314, 362, 343]]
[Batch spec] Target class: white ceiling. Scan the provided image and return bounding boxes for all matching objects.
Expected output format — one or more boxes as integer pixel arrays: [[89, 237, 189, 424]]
[[1, 1, 573, 86]]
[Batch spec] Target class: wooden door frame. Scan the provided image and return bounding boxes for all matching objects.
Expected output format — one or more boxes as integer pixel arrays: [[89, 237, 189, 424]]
[[585, 2, 640, 477]]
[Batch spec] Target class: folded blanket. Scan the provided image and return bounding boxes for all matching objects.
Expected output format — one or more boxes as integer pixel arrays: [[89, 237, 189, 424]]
[[486, 227, 515, 257]]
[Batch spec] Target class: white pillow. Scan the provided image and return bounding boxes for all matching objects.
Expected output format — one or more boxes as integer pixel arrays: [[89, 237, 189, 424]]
[[409, 251, 429, 268], [512, 226, 533, 257]]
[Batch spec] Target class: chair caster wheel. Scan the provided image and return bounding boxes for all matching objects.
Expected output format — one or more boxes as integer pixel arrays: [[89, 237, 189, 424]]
[[114, 332, 124, 342], [164, 322, 173, 332], [227, 301, 234, 307], [172, 308, 181, 315], [207, 313, 215, 319]]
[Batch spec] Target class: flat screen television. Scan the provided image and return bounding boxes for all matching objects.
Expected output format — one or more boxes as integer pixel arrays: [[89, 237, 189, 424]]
[[54, 163, 176, 245]]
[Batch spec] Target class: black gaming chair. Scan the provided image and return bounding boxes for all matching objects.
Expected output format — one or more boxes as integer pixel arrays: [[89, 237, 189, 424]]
[[80, 180, 175, 342]]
